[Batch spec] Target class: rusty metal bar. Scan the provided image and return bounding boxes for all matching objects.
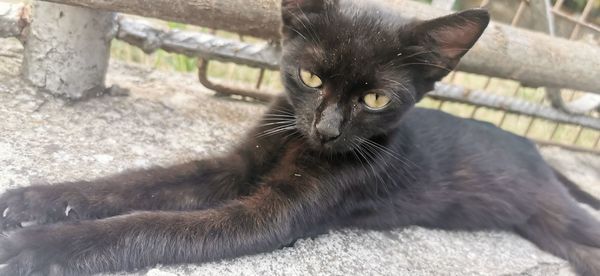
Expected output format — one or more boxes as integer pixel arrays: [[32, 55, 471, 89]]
[[430, 83, 600, 130], [116, 17, 280, 70], [197, 59, 274, 103]]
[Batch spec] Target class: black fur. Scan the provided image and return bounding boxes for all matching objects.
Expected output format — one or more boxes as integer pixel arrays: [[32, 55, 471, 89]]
[[1, 0, 599, 275]]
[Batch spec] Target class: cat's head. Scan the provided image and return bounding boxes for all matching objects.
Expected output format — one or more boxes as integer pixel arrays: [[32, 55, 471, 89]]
[[279, 0, 489, 152]]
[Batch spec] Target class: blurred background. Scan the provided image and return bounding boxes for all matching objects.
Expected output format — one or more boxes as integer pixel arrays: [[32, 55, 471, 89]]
[[2, 0, 599, 153], [4, 0, 598, 153]]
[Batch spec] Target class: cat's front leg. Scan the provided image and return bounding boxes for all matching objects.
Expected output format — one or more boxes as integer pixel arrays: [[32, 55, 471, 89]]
[[0, 97, 292, 231], [0, 175, 336, 276], [0, 158, 251, 231]]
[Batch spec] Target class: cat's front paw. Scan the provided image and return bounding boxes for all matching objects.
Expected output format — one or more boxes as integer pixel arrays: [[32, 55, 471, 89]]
[[0, 221, 119, 276], [0, 226, 70, 276], [0, 185, 86, 231]]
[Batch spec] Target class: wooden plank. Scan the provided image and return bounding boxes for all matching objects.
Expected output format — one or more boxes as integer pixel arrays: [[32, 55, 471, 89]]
[[41, 0, 282, 41]]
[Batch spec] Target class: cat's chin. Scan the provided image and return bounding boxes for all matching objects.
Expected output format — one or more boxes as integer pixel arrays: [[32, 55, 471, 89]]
[[306, 137, 353, 154]]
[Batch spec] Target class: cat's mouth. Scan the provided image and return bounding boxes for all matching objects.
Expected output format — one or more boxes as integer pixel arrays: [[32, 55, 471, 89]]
[[310, 138, 347, 153], [307, 127, 351, 153]]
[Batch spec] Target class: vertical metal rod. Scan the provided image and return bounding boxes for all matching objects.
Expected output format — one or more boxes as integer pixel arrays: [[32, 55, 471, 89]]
[[524, 116, 536, 137], [497, 85, 522, 126], [469, 106, 479, 119], [482, 77, 493, 89], [553, 0, 566, 10], [448, 72, 457, 83], [256, 69, 266, 89], [544, 0, 556, 36], [550, 123, 561, 140], [572, 127, 584, 145], [436, 100, 446, 110], [569, 0, 595, 40], [499, 112, 511, 128], [511, 0, 528, 26]]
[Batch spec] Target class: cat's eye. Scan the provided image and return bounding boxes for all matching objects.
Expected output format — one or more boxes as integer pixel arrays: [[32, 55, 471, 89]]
[[363, 93, 391, 110], [299, 69, 323, 88]]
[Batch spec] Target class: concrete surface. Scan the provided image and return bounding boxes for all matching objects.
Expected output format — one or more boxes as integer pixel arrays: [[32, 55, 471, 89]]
[[1, 38, 599, 275]]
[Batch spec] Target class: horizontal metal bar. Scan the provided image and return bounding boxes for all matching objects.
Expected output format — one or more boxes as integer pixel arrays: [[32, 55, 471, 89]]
[[117, 17, 280, 70], [197, 58, 274, 103], [430, 83, 600, 130], [534, 139, 600, 155]]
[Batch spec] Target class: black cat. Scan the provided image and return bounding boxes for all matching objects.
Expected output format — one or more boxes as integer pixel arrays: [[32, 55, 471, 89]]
[[1, 0, 599, 275]]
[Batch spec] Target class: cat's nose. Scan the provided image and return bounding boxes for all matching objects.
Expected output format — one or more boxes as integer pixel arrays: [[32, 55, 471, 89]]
[[316, 104, 342, 142], [316, 121, 341, 142]]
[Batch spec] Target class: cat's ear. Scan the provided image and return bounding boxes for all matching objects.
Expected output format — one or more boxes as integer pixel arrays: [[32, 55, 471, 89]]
[[408, 9, 490, 80], [281, 0, 337, 38], [282, 0, 329, 12]]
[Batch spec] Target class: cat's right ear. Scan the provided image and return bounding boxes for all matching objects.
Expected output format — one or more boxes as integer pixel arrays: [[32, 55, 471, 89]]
[[407, 9, 490, 81], [281, 0, 336, 38]]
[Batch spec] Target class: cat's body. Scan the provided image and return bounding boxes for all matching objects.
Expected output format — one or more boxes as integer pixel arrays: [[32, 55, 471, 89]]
[[1, 0, 599, 275]]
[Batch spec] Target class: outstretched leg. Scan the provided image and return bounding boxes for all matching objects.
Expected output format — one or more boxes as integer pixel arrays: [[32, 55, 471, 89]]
[[0, 149, 337, 275], [516, 198, 600, 276], [0, 96, 297, 231], [0, 157, 249, 231]]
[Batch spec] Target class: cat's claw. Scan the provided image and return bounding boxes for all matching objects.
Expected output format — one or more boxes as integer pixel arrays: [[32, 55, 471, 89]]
[[65, 205, 73, 217], [20, 220, 38, 228], [0, 186, 91, 231]]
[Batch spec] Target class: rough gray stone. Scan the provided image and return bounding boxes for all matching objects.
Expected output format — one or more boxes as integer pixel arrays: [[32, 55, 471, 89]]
[[2, 38, 599, 276], [21, 2, 115, 99]]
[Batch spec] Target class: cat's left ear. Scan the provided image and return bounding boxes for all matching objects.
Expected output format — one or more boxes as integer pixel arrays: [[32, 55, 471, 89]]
[[281, 0, 338, 38], [408, 9, 490, 80]]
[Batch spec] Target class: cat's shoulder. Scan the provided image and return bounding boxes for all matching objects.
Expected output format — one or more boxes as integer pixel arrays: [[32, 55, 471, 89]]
[[403, 107, 536, 151]]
